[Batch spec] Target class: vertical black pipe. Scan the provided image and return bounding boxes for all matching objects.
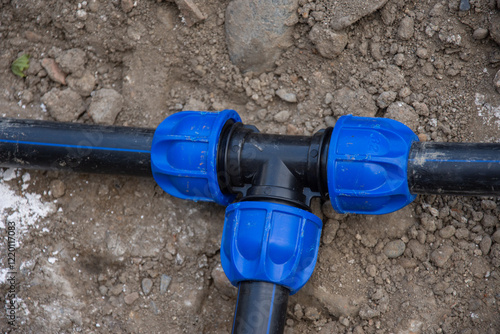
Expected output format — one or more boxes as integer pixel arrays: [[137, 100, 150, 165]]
[[408, 142, 500, 195], [232, 281, 289, 334], [0, 118, 154, 176]]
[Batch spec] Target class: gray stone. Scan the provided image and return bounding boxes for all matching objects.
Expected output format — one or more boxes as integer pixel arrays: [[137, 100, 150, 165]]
[[430, 245, 454, 267], [175, 0, 206, 27], [398, 17, 415, 40], [470, 257, 490, 278], [324, 116, 336, 127], [494, 70, 500, 94], [473, 28, 489, 40], [42, 88, 85, 122], [408, 239, 426, 261], [121, 0, 134, 13], [142, 278, 153, 296], [481, 199, 497, 210], [99, 285, 108, 295], [480, 235, 492, 255], [482, 214, 499, 228], [359, 306, 380, 320], [439, 225, 456, 239], [377, 91, 397, 109], [50, 179, 66, 198], [330, 87, 377, 118], [276, 89, 297, 103], [88, 89, 124, 125], [455, 228, 469, 240], [384, 240, 406, 258], [67, 71, 96, 97], [211, 263, 237, 299], [225, 0, 298, 74], [304, 307, 320, 321], [328, 0, 389, 31], [385, 101, 419, 131], [322, 219, 340, 245], [160, 274, 172, 294], [56, 48, 86, 78], [274, 110, 291, 123], [365, 264, 377, 277], [492, 230, 500, 244], [124, 292, 139, 305], [309, 24, 348, 59]]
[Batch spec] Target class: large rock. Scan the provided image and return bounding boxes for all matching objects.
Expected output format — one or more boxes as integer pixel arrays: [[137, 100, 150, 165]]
[[225, 0, 298, 74], [309, 24, 348, 59], [42, 88, 85, 122], [328, 0, 389, 31], [330, 87, 377, 117]]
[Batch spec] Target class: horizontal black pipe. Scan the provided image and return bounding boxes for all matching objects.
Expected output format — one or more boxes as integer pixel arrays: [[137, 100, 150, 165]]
[[0, 118, 154, 176], [408, 142, 500, 196], [232, 281, 289, 334]]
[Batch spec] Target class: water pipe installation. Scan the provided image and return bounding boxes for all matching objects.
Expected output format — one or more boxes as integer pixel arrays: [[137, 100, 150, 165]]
[[0, 110, 499, 334]]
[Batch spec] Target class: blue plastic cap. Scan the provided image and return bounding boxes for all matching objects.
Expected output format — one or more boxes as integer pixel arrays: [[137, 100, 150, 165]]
[[221, 201, 323, 294], [327, 115, 418, 215], [151, 110, 241, 206]]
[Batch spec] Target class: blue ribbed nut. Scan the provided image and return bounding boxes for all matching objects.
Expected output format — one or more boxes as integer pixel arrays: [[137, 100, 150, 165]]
[[220, 201, 323, 294], [327, 115, 418, 215], [151, 110, 241, 206]]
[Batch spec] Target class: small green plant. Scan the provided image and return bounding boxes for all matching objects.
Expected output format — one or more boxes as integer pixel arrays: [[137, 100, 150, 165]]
[[11, 54, 30, 78]]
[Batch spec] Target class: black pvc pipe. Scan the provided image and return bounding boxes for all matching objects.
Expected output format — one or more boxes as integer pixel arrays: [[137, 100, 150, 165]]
[[0, 118, 154, 176], [408, 142, 500, 195], [232, 281, 289, 334]]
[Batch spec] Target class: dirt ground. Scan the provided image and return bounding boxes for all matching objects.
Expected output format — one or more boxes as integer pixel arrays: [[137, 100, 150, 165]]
[[1, 0, 500, 333]]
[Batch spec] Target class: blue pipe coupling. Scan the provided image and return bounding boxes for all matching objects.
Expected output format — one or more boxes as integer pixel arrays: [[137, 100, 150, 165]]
[[150, 110, 241, 206], [220, 201, 323, 294]]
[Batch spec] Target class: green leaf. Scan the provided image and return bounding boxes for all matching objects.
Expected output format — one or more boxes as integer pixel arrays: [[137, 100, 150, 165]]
[[11, 54, 30, 78]]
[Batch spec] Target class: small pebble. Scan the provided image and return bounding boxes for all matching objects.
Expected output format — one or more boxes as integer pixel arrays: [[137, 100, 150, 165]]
[[124, 292, 139, 305], [439, 225, 456, 239], [459, 0, 470, 11], [398, 17, 414, 40], [160, 274, 172, 294], [473, 28, 489, 40], [142, 278, 153, 296], [275, 89, 297, 103], [480, 235, 492, 255], [430, 245, 454, 267], [304, 307, 320, 321], [50, 179, 66, 198], [383, 240, 406, 258], [492, 230, 500, 244], [274, 110, 291, 123], [493, 71, 500, 94]]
